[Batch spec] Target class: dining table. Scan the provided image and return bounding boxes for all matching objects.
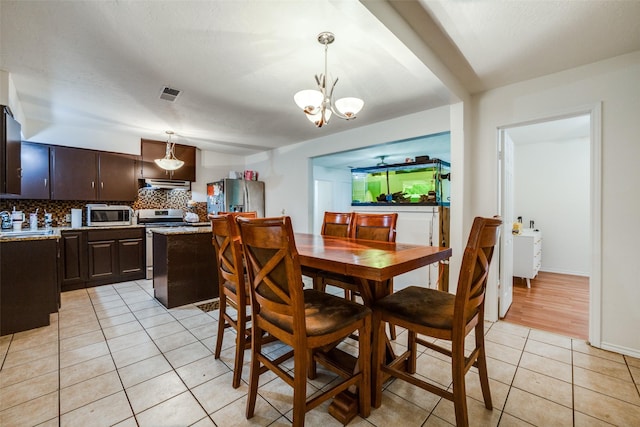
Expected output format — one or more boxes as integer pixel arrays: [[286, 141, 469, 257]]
[[293, 232, 453, 423]]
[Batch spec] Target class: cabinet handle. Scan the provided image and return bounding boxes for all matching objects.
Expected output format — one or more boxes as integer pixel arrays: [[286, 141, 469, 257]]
[[91, 181, 95, 188], [44, 178, 48, 188], [101, 182, 104, 189]]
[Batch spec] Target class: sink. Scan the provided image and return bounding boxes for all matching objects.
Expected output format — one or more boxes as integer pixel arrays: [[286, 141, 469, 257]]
[[0, 229, 55, 238]]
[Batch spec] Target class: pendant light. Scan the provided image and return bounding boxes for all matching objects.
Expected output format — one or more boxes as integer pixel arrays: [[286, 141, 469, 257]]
[[154, 131, 184, 171]]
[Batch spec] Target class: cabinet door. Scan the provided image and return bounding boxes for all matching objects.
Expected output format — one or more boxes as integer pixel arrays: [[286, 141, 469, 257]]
[[118, 237, 144, 276], [51, 146, 98, 200], [88, 240, 117, 280], [98, 152, 137, 201], [60, 231, 87, 291], [1, 109, 22, 195], [170, 145, 196, 181], [19, 142, 50, 199], [140, 139, 196, 181]]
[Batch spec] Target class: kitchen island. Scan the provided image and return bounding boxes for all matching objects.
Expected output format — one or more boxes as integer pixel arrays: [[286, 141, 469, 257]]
[[151, 226, 219, 308]]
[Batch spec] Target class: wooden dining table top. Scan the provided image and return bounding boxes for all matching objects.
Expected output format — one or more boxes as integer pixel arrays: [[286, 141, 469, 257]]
[[294, 232, 452, 285]]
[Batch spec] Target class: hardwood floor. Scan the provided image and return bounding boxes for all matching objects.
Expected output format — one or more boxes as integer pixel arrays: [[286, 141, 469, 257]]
[[502, 271, 589, 339]]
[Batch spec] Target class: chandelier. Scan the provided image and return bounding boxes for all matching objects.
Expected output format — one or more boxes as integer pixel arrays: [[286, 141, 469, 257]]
[[294, 32, 364, 127], [154, 131, 184, 171]]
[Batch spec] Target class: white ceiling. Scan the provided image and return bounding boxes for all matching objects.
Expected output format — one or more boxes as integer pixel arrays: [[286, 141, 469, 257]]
[[1, 1, 638, 163]]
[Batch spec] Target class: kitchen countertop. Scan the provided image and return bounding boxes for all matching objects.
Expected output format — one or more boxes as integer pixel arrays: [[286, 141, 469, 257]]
[[150, 226, 212, 235], [0, 224, 146, 241]]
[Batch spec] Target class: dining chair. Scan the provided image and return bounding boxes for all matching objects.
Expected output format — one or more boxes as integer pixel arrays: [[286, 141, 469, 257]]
[[371, 216, 502, 427], [318, 212, 399, 337], [209, 211, 257, 388], [237, 216, 372, 427], [303, 211, 354, 291]]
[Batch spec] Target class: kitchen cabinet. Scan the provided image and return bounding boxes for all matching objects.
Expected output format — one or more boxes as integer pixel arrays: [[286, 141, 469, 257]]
[[51, 146, 137, 201], [60, 231, 87, 291], [140, 139, 196, 181], [3, 141, 50, 199], [0, 106, 22, 195], [1, 238, 58, 335], [513, 229, 542, 288], [60, 227, 145, 291]]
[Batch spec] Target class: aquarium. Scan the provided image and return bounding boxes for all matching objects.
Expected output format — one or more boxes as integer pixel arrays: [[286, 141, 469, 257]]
[[351, 159, 450, 206]]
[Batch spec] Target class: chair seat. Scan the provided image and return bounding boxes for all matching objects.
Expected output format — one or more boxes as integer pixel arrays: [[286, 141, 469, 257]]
[[261, 289, 371, 336], [375, 286, 455, 330]]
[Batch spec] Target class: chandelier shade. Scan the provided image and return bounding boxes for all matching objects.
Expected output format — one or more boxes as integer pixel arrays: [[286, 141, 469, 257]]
[[294, 32, 363, 128], [154, 131, 184, 171]]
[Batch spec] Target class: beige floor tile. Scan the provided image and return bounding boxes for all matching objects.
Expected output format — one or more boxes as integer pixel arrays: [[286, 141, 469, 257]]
[[485, 340, 523, 365], [98, 312, 137, 329], [574, 385, 640, 425], [384, 376, 442, 411], [107, 329, 152, 353], [629, 365, 640, 385], [189, 321, 219, 340], [169, 305, 204, 320], [144, 320, 187, 339], [572, 351, 632, 381], [191, 416, 217, 427], [491, 321, 531, 338], [59, 319, 101, 339], [423, 414, 455, 426], [153, 330, 198, 352], [125, 370, 187, 413], [414, 352, 453, 388], [485, 328, 527, 350], [60, 370, 123, 414], [59, 354, 116, 388], [432, 394, 501, 427], [60, 390, 132, 427], [523, 340, 572, 365], [175, 354, 232, 388], [367, 390, 430, 427], [178, 312, 215, 329], [0, 370, 59, 411], [516, 351, 572, 383], [3, 340, 58, 369], [572, 340, 626, 363], [136, 391, 208, 427], [128, 298, 162, 312], [503, 387, 572, 426], [112, 416, 139, 427], [512, 367, 573, 408], [132, 305, 168, 320], [0, 335, 11, 358], [192, 372, 249, 414], [59, 329, 105, 353], [117, 353, 173, 388], [138, 312, 176, 328], [59, 341, 110, 369], [625, 354, 640, 368], [0, 391, 58, 426], [101, 319, 144, 340], [95, 304, 131, 319], [210, 393, 282, 427], [527, 329, 572, 349], [497, 413, 535, 426], [8, 324, 58, 352], [36, 417, 60, 427], [573, 365, 640, 404], [111, 340, 161, 368], [465, 375, 510, 411], [0, 353, 58, 388], [485, 356, 517, 385], [164, 340, 212, 368], [573, 411, 617, 426]]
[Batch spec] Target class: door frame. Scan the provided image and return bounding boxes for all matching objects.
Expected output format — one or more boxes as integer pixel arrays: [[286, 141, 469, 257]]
[[496, 103, 602, 347]]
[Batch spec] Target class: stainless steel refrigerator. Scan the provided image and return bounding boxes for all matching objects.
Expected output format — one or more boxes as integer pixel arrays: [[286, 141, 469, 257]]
[[206, 179, 265, 217]]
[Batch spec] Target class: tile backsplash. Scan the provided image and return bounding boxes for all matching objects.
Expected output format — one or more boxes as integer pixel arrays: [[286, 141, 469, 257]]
[[0, 189, 208, 227]]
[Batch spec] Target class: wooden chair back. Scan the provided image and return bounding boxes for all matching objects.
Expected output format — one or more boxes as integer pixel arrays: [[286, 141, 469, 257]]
[[454, 216, 502, 330], [237, 216, 305, 337], [350, 212, 398, 242], [320, 211, 354, 238], [210, 214, 245, 299]]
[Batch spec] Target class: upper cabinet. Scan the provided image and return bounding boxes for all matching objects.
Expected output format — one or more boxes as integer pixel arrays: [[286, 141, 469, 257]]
[[1, 106, 22, 195], [140, 139, 196, 182], [51, 146, 137, 201], [3, 141, 50, 200]]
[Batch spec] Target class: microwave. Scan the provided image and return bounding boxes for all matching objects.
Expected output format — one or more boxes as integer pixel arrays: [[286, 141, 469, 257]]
[[86, 204, 132, 227]]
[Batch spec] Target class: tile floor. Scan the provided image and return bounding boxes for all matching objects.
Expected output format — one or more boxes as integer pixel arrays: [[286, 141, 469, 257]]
[[1, 279, 639, 426]]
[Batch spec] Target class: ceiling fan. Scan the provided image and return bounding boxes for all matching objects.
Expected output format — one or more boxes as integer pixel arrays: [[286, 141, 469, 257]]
[[376, 155, 388, 166]]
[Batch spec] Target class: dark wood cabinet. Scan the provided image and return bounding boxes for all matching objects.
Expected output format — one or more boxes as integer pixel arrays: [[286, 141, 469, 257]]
[[1, 238, 58, 335], [60, 231, 87, 291], [51, 146, 137, 201], [1, 107, 22, 196], [3, 141, 50, 199], [60, 227, 145, 291], [140, 139, 196, 181]]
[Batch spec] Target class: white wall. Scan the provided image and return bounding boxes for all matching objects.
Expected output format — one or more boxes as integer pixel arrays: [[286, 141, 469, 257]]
[[471, 51, 640, 356], [514, 137, 590, 276]]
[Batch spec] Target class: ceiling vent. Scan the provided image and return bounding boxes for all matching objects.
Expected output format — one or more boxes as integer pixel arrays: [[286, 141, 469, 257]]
[[159, 86, 181, 102]]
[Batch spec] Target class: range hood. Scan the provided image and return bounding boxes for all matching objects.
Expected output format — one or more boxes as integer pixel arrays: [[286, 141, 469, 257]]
[[143, 179, 191, 190]]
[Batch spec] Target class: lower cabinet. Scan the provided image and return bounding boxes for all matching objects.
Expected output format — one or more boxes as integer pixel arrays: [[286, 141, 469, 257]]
[[1, 238, 58, 335], [60, 227, 145, 291]]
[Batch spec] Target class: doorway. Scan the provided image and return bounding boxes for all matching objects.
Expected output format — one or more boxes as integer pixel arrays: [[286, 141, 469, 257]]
[[497, 106, 601, 344]]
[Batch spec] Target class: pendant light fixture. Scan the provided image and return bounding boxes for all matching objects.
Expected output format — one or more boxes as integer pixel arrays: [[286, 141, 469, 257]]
[[154, 130, 184, 171], [294, 32, 364, 128]]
